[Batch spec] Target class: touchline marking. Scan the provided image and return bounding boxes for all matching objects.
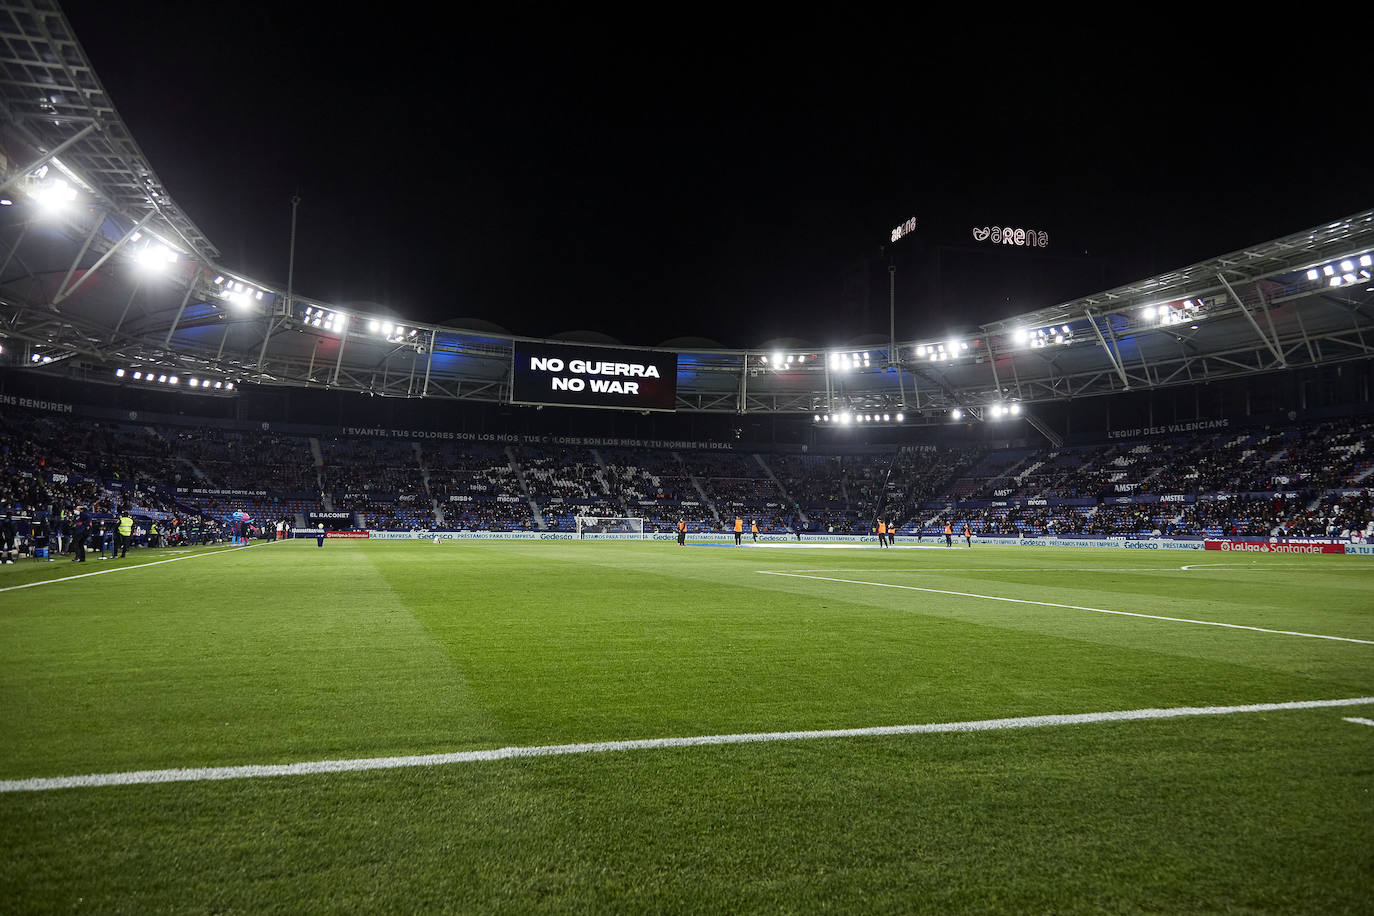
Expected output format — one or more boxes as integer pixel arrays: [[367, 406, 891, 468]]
[[3, 696, 1370, 793], [757, 571, 1374, 645], [0, 542, 270, 593], [1344, 717, 1374, 727]]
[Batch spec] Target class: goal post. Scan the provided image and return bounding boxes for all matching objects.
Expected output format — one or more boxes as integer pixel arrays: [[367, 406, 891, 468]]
[[575, 516, 647, 539]]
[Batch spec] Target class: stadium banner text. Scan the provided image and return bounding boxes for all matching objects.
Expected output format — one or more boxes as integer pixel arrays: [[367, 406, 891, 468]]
[[511, 341, 678, 412], [1205, 539, 1346, 554]]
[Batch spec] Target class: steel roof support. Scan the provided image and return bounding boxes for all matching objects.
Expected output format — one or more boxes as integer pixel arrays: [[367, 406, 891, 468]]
[[55, 210, 105, 302], [1085, 311, 1129, 389], [421, 332, 435, 396], [52, 210, 151, 305], [331, 328, 350, 387], [1217, 273, 1285, 367], [0, 120, 98, 195], [161, 280, 198, 348]]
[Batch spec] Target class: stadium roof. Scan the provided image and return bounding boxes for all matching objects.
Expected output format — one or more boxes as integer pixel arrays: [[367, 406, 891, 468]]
[[0, 0, 1371, 431]]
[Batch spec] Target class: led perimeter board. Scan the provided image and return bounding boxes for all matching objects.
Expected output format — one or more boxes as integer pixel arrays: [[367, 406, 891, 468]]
[[511, 341, 679, 412]]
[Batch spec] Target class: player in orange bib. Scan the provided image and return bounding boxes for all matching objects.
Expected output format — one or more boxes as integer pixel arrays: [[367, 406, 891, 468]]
[[751, 519, 758, 543], [876, 520, 887, 548], [734, 516, 743, 546], [676, 517, 686, 546], [963, 522, 973, 547], [944, 522, 953, 548]]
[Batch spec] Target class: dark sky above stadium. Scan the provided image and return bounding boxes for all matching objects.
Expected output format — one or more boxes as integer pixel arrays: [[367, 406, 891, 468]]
[[59, 4, 1374, 348]]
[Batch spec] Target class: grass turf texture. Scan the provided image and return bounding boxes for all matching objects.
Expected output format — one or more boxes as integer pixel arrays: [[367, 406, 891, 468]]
[[1, 540, 1371, 912]]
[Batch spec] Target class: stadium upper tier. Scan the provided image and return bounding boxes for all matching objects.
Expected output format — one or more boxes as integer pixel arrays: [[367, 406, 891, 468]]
[[3, 408, 1372, 541], [0, 5, 1371, 419]]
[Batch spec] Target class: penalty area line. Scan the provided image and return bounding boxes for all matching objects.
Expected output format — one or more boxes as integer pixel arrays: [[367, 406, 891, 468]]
[[757, 571, 1374, 645], [0, 542, 273, 593], [2, 695, 1371, 793]]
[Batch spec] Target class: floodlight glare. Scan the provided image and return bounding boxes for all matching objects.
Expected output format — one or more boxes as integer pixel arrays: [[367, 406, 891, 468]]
[[1361, 255, 1372, 267], [882, 414, 890, 422], [772, 352, 783, 365], [1323, 265, 1335, 277], [951, 409, 962, 420], [157, 375, 167, 383], [1341, 260, 1355, 272], [814, 414, 820, 422], [115, 368, 125, 378], [1014, 329, 1028, 344], [132, 371, 142, 380], [369, 320, 380, 332], [1330, 277, 1343, 287], [896, 413, 904, 422], [168, 376, 177, 385], [1010, 404, 1021, 415]]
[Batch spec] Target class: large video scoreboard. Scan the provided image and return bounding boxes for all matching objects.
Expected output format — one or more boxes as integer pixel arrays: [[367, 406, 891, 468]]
[[511, 341, 678, 412]]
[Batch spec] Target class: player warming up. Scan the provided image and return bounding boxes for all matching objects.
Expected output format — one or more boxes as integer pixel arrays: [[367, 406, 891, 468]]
[[964, 521, 973, 548], [944, 521, 953, 548], [734, 516, 743, 546]]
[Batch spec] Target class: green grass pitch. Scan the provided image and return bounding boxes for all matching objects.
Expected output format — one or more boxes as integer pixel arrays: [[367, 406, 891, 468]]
[[2, 539, 1372, 913]]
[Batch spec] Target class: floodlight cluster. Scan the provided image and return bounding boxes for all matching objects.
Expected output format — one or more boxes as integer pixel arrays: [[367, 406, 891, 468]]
[[1142, 300, 1200, 327], [367, 319, 419, 343], [27, 166, 78, 213], [129, 232, 179, 271], [760, 352, 810, 368], [1306, 254, 1373, 289], [303, 306, 346, 333], [212, 275, 264, 307], [988, 403, 1022, 418], [114, 368, 233, 390], [829, 351, 871, 372], [29, 352, 53, 364], [915, 341, 968, 361], [1014, 325, 1073, 347], [815, 411, 905, 425]]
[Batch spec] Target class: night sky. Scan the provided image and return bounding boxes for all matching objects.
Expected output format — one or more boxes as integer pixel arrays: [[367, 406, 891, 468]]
[[58, 4, 1374, 348]]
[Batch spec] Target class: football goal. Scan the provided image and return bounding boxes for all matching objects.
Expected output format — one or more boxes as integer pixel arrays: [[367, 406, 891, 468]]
[[575, 516, 647, 539]]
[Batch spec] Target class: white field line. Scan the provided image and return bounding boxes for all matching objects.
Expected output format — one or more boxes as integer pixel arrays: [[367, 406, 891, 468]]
[[758, 571, 1374, 645], [1343, 717, 1374, 727], [0, 542, 271, 593], [787, 568, 1194, 574], [3, 696, 1370, 794]]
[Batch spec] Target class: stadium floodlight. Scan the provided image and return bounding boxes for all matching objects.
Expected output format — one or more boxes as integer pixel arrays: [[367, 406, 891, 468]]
[[1013, 329, 1028, 345], [951, 408, 962, 420], [168, 376, 178, 385], [814, 414, 820, 422], [115, 368, 125, 378], [225, 383, 234, 390], [157, 374, 167, 383], [1010, 404, 1021, 415], [1344, 274, 1357, 284], [991, 405, 1003, 417], [213, 275, 224, 285], [771, 352, 783, 366], [1341, 260, 1355, 273], [1330, 277, 1343, 287], [1323, 265, 1335, 277], [896, 413, 904, 422], [132, 371, 142, 380], [1307, 269, 1319, 281], [1361, 254, 1372, 267], [31, 176, 78, 212], [1055, 334, 1064, 344], [882, 414, 890, 422], [368, 319, 380, 332], [214, 381, 222, 389]]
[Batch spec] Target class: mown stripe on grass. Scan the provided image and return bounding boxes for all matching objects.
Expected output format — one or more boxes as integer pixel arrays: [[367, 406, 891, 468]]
[[0, 542, 272, 592], [757, 571, 1374, 645], [2, 696, 1371, 793]]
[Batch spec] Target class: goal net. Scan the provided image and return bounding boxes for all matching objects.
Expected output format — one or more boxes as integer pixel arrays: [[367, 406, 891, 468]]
[[575, 516, 646, 539]]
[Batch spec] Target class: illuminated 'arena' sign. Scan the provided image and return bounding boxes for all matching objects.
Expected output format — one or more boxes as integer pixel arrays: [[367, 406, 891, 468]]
[[972, 226, 1049, 248], [512, 342, 678, 412]]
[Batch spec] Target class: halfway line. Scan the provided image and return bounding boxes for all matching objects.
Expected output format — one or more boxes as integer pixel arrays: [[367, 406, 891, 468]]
[[2, 696, 1370, 793], [757, 571, 1374, 645], [0, 542, 270, 593]]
